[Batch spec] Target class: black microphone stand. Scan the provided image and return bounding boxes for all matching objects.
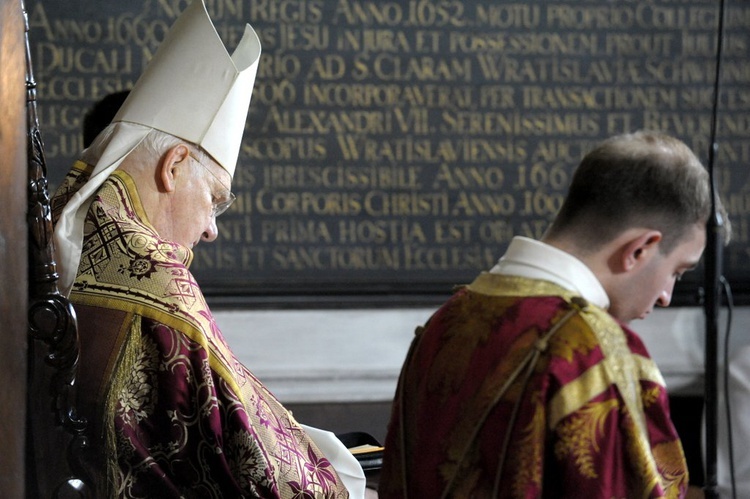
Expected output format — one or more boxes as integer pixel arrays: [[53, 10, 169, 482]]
[[703, 0, 727, 497]]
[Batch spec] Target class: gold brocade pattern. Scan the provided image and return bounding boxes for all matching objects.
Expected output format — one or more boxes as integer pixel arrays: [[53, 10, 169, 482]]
[[427, 291, 507, 398], [438, 326, 539, 478], [378, 272, 687, 498], [466, 272, 579, 298], [103, 316, 146, 496], [554, 398, 619, 478], [642, 385, 661, 408], [623, 412, 663, 497], [65, 171, 347, 498], [549, 363, 612, 429], [72, 171, 242, 396], [467, 273, 683, 497], [436, 276, 598, 482], [653, 440, 691, 499], [582, 306, 664, 494], [549, 355, 665, 430], [548, 313, 599, 363], [512, 395, 545, 497]]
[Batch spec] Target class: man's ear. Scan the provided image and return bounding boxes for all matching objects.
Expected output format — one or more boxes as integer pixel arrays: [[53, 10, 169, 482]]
[[158, 144, 191, 193], [621, 230, 662, 272]]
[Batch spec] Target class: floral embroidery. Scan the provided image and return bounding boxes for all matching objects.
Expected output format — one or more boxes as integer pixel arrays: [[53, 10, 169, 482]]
[[513, 396, 546, 496], [652, 440, 689, 499], [554, 398, 619, 478], [304, 446, 337, 489], [642, 384, 661, 408], [226, 430, 272, 486], [64, 173, 347, 498], [289, 481, 316, 499], [549, 314, 599, 363], [122, 257, 157, 280], [622, 411, 662, 496], [117, 336, 158, 427], [256, 399, 274, 429]]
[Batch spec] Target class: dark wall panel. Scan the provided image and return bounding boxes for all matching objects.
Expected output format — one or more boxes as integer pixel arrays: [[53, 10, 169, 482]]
[[26, 0, 750, 305]]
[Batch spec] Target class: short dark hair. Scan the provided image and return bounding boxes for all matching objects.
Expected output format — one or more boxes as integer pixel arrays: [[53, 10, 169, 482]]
[[546, 130, 729, 253], [82, 90, 130, 148]]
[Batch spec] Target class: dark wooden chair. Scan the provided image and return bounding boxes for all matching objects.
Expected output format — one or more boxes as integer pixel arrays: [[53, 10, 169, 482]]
[[23, 0, 93, 496]]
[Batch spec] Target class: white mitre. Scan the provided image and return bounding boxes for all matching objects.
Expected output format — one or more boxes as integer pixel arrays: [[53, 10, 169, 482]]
[[53, 0, 261, 296]]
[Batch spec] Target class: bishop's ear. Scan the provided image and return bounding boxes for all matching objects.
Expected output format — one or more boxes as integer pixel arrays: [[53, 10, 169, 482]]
[[158, 144, 191, 193], [621, 230, 662, 272]]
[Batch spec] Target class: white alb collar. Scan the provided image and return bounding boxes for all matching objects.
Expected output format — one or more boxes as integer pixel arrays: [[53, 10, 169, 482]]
[[490, 236, 610, 309]]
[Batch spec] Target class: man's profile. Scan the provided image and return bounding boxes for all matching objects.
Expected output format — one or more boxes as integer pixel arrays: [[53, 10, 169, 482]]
[[378, 131, 729, 498], [50, 1, 360, 497]]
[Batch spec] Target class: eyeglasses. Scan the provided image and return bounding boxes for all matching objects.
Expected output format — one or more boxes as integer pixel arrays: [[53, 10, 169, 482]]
[[188, 151, 236, 217]]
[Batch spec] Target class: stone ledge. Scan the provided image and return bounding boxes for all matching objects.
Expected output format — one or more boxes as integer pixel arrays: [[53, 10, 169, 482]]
[[215, 306, 750, 403]]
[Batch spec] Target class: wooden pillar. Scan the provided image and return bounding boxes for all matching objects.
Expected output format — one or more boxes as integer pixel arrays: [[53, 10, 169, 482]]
[[0, 0, 28, 497]]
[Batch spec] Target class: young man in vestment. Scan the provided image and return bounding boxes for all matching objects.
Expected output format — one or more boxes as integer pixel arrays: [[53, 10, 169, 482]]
[[49, 1, 363, 497], [378, 131, 730, 498]]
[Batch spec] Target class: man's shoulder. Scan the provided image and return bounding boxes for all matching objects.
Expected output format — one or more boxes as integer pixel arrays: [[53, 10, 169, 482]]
[[467, 272, 579, 302]]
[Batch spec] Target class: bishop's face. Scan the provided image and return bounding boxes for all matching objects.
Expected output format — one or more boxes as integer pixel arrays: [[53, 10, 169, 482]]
[[165, 148, 233, 249]]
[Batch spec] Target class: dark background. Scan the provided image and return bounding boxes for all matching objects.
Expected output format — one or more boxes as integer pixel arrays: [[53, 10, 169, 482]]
[[27, 0, 750, 307]]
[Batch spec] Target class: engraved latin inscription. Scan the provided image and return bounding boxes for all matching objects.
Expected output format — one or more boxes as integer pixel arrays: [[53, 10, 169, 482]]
[[28, 0, 750, 292]]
